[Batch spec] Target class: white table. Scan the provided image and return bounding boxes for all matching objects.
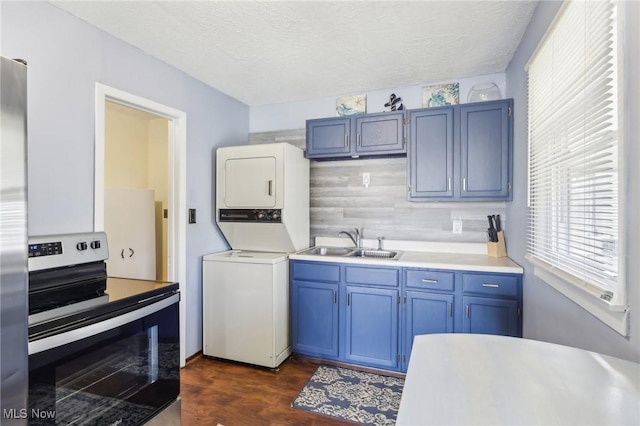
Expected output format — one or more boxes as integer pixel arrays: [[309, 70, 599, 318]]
[[397, 334, 640, 425]]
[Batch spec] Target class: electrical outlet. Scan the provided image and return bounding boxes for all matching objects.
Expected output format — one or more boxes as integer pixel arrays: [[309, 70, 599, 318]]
[[362, 172, 371, 188], [453, 218, 463, 234]]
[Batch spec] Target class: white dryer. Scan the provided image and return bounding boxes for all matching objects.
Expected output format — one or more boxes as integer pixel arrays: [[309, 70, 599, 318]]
[[215, 142, 309, 252]]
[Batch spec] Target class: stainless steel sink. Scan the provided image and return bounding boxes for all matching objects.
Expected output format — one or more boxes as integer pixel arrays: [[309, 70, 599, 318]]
[[302, 246, 352, 256], [346, 249, 400, 259], [300, 246, 401, 260]]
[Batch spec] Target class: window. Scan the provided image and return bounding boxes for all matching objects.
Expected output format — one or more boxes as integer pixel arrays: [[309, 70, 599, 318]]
[[526, 0, 628, 335]]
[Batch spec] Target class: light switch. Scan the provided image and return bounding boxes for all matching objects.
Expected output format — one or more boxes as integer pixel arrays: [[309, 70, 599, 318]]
[[189, 208, 196, 224]]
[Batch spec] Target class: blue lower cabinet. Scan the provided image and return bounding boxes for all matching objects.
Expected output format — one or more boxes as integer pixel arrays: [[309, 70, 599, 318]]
[[462, 295, 519, 337], [291, 280, 339, 358], [403, 291, 454, 371], [290, 260, 522, 373], [345, 286, 399, 370]]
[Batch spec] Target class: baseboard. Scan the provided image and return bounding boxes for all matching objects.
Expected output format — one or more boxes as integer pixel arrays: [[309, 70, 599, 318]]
[[290, 353, 406, 379], [184, 350, 203, 366]]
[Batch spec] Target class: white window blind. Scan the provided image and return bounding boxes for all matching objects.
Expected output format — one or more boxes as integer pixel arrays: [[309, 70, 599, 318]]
[[526, 1, 624, 307]]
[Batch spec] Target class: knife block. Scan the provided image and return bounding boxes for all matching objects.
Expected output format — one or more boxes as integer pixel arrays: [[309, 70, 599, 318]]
[[487, 230, 507, 258]]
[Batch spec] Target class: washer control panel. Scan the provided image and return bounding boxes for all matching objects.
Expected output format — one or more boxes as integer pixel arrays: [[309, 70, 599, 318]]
[[219, 209, 282, 223]]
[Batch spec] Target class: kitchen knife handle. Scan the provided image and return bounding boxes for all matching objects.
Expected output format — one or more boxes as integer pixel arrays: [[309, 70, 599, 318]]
[[495, 215, 502, 232]]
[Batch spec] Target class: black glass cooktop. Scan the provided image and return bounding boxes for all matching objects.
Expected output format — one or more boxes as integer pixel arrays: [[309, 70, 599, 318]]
[[28, 277, 179, 341]]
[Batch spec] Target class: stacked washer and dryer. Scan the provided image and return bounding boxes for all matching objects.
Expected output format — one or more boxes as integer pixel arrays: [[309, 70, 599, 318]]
[[202, 143, 309, 368]]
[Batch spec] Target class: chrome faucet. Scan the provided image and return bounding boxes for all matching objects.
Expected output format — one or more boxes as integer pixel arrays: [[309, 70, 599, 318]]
[[338, 228, 361, 248]]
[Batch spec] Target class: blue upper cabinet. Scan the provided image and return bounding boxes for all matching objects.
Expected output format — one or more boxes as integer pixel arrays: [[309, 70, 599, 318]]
[[306, 111, 405, 159], [354, 112, 405, 154], [305, 117, 352, 157], [408, 108, 454, 199], [408, 99, 513, 201], [460, 100, 512, 199]]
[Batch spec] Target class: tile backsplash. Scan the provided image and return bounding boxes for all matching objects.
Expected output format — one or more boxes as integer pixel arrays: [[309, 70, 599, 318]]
[[250, 130, 506, 244]]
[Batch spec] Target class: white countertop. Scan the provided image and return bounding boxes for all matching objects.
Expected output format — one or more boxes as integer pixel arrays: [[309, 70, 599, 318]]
[[289, 238, 523, 274], [397, 334, 640, 425]]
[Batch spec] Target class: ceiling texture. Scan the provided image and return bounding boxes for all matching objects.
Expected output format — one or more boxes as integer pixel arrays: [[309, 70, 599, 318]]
[[52, 1, 538, 107]]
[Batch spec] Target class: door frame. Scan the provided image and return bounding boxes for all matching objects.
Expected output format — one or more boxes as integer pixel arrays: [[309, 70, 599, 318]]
[[94, 83, 187, 367]]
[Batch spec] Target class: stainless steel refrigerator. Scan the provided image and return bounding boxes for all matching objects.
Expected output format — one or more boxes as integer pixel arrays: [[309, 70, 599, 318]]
[[0, 56, 28, 424]]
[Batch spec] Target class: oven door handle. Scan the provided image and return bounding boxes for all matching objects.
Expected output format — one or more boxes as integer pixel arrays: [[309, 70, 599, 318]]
[[28, 293, 179, 355]]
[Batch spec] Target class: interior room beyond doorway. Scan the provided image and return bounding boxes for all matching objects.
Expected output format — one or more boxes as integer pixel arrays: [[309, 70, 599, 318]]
[[104, 101, 169, 281]]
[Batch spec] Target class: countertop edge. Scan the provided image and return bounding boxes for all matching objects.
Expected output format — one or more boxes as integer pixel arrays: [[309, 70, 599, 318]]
[[289, 252, 524, 274]]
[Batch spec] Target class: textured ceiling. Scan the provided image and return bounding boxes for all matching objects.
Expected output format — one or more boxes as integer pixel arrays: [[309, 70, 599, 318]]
[[52, 1, 538, 106]]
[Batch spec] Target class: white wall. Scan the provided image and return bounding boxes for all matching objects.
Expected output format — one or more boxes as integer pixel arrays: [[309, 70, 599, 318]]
[[506, 1, 640, 362], [250, 73, 506, 132], [1, 1, 250, 358]]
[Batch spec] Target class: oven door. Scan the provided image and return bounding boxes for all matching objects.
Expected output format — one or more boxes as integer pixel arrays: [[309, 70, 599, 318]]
[[28, 294, 179, 426]]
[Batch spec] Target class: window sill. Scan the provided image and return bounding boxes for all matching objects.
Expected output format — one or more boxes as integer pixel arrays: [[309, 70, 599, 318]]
[[526, 255, 630, 336]]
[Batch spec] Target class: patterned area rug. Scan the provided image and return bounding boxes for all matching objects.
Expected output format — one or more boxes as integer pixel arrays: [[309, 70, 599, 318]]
[[292, 365, 404, 425]]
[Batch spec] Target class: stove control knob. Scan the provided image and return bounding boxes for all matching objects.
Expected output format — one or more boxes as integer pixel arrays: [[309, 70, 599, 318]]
[[257, 211, 265, 220], [76, 241, 88, 251], [271, 211, 280, 221], [90, 240, 101, 249]]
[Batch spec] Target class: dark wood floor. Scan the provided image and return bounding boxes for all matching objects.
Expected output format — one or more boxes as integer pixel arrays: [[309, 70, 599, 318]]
[[180, 354, 354, 425]]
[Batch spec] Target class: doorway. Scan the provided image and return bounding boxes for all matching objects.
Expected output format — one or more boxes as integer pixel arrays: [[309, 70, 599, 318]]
[[103, 102, 169, 281], [94, 83, 187, 366]]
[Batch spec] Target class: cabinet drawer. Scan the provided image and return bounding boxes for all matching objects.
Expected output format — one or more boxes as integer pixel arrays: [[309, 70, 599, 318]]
[[462, 273, 519, 298], [292, 262, 340, 283], [345, 266, 399, 287], [405, 269, 454, 291]]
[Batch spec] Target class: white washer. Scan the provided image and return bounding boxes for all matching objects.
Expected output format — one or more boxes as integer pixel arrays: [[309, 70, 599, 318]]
[[202, 250, 290, 368]]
